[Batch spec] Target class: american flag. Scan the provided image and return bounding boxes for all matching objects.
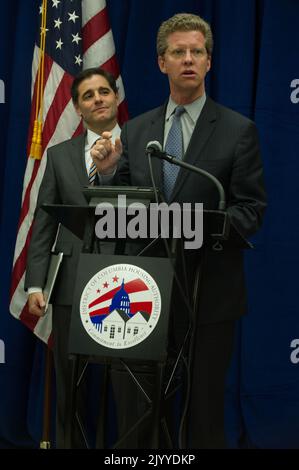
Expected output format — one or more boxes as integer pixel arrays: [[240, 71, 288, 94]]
[[9, 0, 128, 345]]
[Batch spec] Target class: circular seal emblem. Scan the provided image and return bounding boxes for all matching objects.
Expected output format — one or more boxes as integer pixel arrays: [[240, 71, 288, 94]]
[[80, 263, 161, 349]]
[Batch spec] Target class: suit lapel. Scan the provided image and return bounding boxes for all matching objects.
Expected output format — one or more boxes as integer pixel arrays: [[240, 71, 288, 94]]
[[171, 97, 218, 201], [68, 133, 88, 187]]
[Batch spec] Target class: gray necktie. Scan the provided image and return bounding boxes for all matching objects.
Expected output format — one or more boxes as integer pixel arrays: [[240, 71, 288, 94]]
[[163, 105, 185, 201]]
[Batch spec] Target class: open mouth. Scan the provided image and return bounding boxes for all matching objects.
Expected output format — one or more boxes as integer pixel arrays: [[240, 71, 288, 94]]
[[182, 70, 196, 77]]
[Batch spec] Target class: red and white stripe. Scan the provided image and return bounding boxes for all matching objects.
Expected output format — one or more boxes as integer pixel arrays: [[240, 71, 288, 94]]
[[9, 0, 128, 345]]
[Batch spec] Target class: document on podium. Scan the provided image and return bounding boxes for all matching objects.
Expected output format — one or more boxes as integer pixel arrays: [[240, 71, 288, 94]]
[[44, 252, 64, 312]]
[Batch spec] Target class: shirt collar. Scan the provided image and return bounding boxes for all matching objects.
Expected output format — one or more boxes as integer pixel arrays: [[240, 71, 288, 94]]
[[166, 93, 207, 124]]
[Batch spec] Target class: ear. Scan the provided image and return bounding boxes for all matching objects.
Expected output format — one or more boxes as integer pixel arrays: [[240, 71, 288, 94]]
[[158, 55, 167, 74], [206, 56, 211, 73], [74, 103, 82, 118], [116, 92, 120, 105]]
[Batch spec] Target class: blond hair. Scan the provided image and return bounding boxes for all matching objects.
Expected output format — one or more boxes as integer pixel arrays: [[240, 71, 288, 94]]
[[157, 13, 213, 57]]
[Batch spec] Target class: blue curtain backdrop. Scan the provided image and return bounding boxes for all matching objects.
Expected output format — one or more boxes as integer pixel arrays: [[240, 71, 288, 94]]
[[0, 0, 299, 448]]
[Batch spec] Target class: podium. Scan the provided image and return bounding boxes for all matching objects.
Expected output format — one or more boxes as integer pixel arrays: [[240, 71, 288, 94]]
[[43, 186, 250, 449]]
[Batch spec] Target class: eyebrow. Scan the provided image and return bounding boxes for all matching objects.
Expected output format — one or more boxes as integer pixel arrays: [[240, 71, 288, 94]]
[[82, 86, 111, 98], [98, 86, 111, 92], [169, 46, 206, 51]]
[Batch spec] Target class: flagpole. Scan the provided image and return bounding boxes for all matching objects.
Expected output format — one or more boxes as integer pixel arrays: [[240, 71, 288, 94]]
[[40, 345, 53, 449]]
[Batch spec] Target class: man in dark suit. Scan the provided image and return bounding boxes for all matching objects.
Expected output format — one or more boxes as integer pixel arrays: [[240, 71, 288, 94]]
[[91, 13, 267, 448], [25, 67, 121, 448]]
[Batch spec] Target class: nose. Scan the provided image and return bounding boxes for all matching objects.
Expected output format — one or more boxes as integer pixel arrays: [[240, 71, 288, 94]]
[[94, 91, 102, 102], [183, 49, 193, 64]]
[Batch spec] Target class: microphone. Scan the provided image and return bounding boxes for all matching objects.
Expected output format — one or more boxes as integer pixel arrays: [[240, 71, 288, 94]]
[[145, 140, 226, 211], [145, 141, 165, 157]]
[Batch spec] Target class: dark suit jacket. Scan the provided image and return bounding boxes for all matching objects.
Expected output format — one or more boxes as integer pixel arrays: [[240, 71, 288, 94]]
[[25, 133, 88, 305], [116, 97, 267, 324]]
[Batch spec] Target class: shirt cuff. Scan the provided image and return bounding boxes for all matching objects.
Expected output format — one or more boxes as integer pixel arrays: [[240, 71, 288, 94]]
[[28, 287, 43, 295]]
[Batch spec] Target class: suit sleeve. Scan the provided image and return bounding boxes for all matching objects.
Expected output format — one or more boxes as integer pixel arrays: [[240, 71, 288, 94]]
[[114, 123, 132, 186], [24, 149, 60, 290], [227, 121, 267, 238]]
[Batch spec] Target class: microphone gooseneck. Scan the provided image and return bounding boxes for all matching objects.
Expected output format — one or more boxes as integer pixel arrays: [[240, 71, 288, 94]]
[[145, 140, 226, 211]]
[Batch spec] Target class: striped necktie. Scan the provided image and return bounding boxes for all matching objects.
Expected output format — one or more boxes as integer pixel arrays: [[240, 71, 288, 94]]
[[163, 105, 185, 201], [88, 137, 101, 185], [88, 160, 97, 185]]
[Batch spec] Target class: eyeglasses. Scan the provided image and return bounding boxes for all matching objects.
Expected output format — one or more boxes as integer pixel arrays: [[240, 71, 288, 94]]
[[167, 48, 207, 59]]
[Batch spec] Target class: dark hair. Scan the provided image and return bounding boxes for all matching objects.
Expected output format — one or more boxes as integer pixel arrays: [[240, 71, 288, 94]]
[[71, 67, 118, 104]]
